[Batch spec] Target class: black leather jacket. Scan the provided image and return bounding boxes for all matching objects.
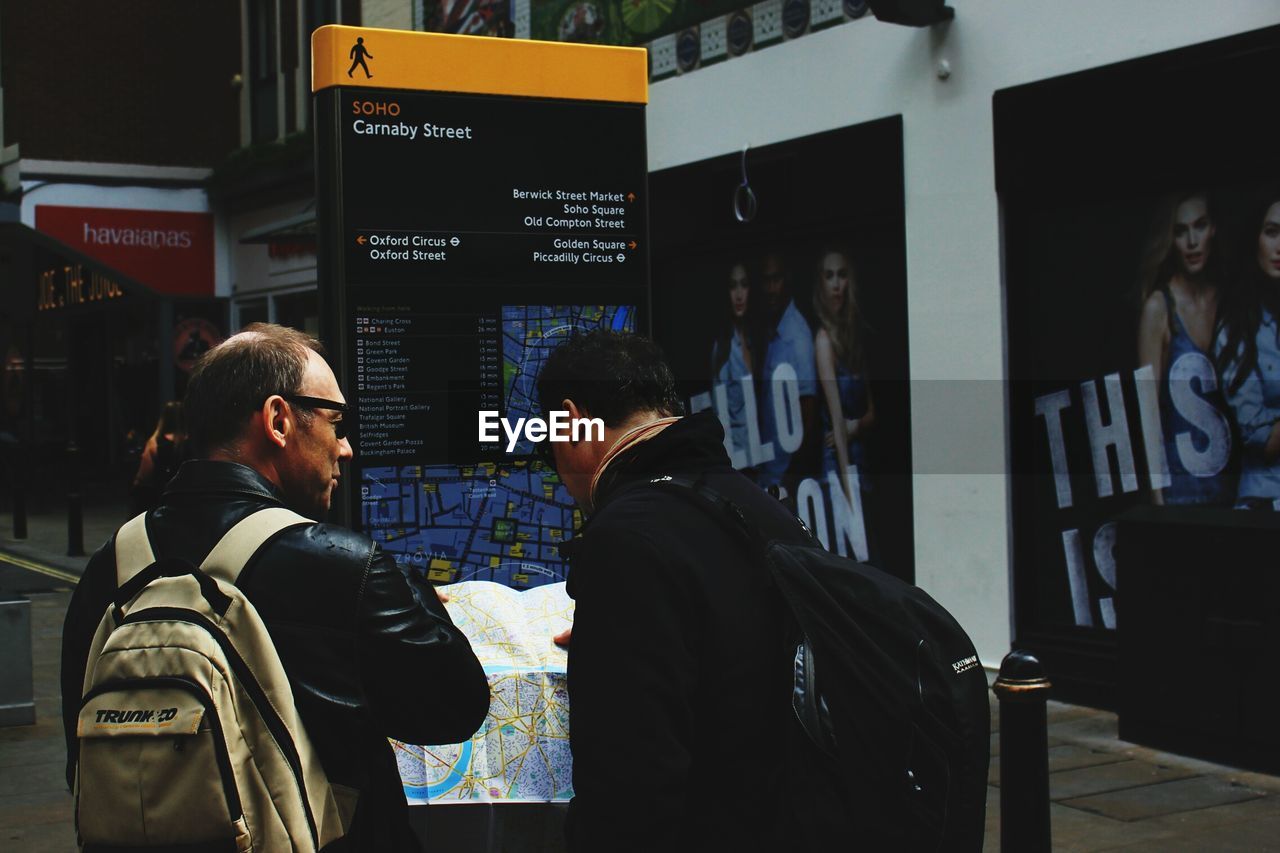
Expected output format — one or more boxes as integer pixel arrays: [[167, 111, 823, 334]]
[[61, 461, 490, 852]]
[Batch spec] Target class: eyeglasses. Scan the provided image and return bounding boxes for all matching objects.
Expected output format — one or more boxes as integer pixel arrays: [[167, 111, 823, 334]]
[[281, 394, 351, 440]]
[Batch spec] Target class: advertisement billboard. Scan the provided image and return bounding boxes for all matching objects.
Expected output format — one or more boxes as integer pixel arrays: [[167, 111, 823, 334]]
[[651, 117, 915, 581], [997, 25, 1280, 701]]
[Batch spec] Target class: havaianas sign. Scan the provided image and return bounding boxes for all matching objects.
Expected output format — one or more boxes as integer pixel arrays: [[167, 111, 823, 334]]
[[35, 205, 214, 296]]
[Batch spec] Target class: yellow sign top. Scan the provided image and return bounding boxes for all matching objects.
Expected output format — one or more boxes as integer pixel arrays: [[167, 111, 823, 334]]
[[312, 26, 648, 104]]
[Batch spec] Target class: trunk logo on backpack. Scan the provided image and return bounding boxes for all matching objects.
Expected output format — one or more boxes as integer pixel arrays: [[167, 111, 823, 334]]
[[94, 707, 179, 725], [951, 655, 979, 675]]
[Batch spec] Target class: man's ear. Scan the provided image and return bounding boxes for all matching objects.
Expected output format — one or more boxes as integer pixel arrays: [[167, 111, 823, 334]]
[[561, 398, 587, 446], [261, 395, 290, 449]]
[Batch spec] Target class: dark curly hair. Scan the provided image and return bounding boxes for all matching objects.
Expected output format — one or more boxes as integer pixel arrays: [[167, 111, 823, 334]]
[[537, 330, 683, 427]]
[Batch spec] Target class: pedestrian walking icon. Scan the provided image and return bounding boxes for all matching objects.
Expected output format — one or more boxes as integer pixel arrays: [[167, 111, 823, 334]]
[[348, 38, 373, 78]]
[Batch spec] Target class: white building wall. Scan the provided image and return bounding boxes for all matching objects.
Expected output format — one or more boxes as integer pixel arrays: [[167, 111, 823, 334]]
[[19, 177, 210, 226], [362, 0, 414, 31], [646, 0, 1280, 667], [228, 200, 319, 299]]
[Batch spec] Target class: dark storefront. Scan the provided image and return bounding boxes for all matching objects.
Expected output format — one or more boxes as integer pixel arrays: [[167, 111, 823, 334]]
[[0, 223, 225, 496], [997, 24, 1280, 768]]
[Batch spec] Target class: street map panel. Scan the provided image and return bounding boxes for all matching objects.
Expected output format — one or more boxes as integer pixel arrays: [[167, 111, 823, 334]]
[[361, 305, 634, 588]]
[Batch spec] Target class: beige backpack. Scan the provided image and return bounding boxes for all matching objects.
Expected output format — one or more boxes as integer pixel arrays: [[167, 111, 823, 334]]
[[75, 508, 353, 852]]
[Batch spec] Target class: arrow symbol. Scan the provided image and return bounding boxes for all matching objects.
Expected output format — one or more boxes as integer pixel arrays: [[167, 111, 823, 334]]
[[626, 192, 636, 202], [627, 240, 637, 250], [356, 235, 367, 245]]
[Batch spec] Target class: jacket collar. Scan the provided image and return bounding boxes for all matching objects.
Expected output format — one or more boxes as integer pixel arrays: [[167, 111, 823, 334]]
[[589, 410, 731, 514], [163, 459, 287, 505], [559, 411, 730, 561]]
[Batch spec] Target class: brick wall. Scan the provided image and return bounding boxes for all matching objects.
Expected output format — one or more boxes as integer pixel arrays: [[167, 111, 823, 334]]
[[1, 0, 240, 166]]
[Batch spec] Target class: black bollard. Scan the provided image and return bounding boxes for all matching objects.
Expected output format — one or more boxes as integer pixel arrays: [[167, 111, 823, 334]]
[[992, 650, 1052, 853], [66, 441, 84, 557]]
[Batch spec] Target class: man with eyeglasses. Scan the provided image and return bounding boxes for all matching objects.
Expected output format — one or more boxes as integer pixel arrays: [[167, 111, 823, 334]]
[[61, 323, 489, 852]]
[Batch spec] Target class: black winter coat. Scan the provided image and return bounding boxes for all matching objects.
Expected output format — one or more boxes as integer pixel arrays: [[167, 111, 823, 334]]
[[562, 411, 813, 852], [62, 461, 490, 852]]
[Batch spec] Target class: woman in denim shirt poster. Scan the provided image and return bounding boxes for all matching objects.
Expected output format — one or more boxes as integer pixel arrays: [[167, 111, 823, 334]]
[[1136, 191, 1235, 506], [1215, 190, 1280, 508], [710, 261, 755, 469]]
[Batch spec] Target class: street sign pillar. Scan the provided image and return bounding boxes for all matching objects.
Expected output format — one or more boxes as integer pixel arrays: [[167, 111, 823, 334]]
[[312, 25, 649, 821]]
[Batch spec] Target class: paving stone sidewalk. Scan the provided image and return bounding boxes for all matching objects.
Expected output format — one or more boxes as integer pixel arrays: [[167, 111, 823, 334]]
[[987, 701, 1280, 851]]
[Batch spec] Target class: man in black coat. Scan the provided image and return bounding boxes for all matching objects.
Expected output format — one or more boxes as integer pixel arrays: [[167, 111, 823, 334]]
[[539, 330, 813, 851], [62, 324, 490, 852]]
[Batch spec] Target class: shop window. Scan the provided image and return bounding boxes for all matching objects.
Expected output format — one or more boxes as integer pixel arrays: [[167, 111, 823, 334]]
[[275, 291, 319, 336], [250, 0, 279, 143], [282, 0, 298, 134], [234, 298, 269, 331]]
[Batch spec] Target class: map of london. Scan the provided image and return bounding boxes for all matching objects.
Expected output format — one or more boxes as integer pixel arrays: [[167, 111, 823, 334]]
[[392, 581, 575, 803], [361, 305, 635, 588]]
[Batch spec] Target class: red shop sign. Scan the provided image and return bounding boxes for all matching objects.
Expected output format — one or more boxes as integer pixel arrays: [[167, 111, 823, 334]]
[[35, 205, 214, 296]]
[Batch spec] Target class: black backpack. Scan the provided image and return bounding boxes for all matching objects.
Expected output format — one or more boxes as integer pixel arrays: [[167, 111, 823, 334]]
[[649, 474, 990, 852]]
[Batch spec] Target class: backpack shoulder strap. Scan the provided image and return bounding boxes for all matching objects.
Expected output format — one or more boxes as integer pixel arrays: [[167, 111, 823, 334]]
[[114, 512, 155, 588], [644, 474, 773, 553], [200, 506, 313, 586]]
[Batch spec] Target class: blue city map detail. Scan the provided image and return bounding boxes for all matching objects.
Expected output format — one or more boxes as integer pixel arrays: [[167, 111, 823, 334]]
[[361, 305, 635, 588]]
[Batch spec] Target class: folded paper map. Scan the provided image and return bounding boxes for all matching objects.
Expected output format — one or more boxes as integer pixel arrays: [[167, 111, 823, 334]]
[[392, 580, 575, 803]]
